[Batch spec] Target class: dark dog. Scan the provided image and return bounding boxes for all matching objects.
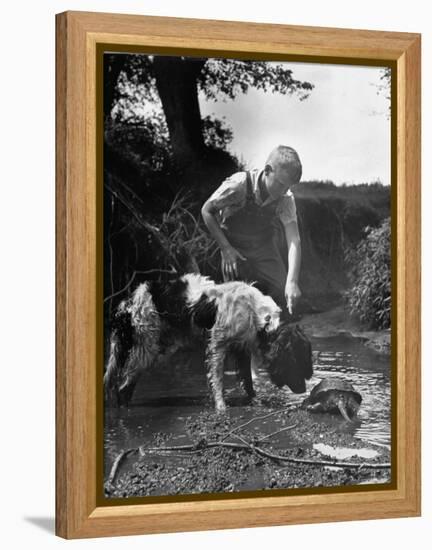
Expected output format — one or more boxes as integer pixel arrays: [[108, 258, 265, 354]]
[[258, 323, 313, 393]]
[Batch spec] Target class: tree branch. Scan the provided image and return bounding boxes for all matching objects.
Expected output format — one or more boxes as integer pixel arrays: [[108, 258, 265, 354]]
[[104, 268, 177, 303], [140, 441, 391, 470], [104, 172, 164, 245]]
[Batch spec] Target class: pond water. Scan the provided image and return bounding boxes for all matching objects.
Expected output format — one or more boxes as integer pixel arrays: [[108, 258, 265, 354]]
[[306, 334, 391, 450], [104, 332, 392, 479]]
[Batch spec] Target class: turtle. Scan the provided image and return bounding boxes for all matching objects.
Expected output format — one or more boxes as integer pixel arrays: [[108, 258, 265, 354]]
[[302, 378, 362, 422]]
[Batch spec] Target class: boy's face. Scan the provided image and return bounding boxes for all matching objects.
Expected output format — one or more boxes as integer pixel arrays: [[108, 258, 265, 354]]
[[264, 163, 298, 200]]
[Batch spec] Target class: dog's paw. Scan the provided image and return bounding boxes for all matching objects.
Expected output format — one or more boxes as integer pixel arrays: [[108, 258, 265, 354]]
[[215, 401, 227, 415]]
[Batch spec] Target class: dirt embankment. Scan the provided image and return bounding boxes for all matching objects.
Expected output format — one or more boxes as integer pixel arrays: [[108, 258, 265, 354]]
[[291, 184, 390, 300], [301, 303, 390, 355]]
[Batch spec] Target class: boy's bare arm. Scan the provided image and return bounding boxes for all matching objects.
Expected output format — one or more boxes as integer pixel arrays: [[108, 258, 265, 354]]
[[201, 201, 232, 250], [201, 201, 245, 280], [284, 220, 302, 313]]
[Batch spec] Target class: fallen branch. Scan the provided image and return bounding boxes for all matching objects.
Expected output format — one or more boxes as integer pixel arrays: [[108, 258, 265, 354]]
[[140, 440, 391, 470], [105, 439, 391, 486], [106, 410, 391, 487], [141, 441, 243, 454], [256, 424, 297, 442], [106, 448, 138, 487], [218, 405, 296, 443]]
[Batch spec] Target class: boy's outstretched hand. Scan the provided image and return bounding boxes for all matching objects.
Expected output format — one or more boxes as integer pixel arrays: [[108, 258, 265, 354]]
[[285, 281, 302, 315], [221, 245, 246, 281]]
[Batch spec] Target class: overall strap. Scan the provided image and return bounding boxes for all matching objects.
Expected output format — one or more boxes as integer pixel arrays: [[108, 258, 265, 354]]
[[245, 171, 254, 205]]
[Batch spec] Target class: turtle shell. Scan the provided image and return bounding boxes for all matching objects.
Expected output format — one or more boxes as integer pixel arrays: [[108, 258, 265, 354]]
[[308, 377, 362, 405]]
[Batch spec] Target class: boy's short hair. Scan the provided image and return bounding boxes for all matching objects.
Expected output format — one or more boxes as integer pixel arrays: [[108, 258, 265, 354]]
[[266, 145, 302, 183]]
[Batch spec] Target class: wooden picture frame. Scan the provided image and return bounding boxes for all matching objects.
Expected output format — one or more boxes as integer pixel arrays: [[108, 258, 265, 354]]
[[56, 11, 421, 539]]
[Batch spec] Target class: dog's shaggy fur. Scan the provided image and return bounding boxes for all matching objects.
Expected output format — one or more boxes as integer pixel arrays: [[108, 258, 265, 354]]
[[104, 273, 312, 412]]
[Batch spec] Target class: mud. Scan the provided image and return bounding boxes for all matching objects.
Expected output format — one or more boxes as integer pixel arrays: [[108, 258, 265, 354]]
[[104, 303, 392, 499], [105, 386, 391, 499]]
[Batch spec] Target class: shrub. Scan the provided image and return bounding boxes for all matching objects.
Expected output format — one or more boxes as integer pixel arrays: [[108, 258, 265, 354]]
[[156, 191, 220, 277], [344, 218, 391, 329]]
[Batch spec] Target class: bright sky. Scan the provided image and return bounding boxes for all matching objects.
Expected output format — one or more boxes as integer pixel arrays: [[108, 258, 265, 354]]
[[199, 62, 391, 186]]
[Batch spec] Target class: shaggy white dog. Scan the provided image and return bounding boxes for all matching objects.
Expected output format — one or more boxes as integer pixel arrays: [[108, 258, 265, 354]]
[[104, 273, 312, 412]]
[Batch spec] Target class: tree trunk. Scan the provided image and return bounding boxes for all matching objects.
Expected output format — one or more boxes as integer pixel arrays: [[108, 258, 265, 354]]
[[152, 56, 206, 176]]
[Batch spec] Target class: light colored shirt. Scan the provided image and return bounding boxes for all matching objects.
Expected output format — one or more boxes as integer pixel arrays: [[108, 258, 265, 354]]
[[206, 169, 297, 227]]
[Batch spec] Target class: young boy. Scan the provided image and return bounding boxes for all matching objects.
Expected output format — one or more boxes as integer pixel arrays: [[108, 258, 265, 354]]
[[201, 145, 302, 319]]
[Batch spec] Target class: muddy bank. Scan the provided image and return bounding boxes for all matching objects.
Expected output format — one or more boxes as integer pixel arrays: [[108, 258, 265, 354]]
[[105, 383, 391, 499], [301, 302, 390, 355]]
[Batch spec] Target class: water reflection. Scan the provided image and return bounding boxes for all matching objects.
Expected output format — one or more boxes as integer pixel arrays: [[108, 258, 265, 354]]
[[307, 335, 391, 449]]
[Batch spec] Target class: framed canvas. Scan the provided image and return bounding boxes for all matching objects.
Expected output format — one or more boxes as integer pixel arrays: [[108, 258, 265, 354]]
[[55, 11, 421, 539]]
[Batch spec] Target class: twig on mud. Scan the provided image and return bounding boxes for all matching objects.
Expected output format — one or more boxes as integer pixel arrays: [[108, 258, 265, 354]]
[[228, 432, 263, 458], [256, 423, 298, 442], [106, 408, 391, 488], [218, 406, 296, 443], [138, 441, 391, 470], [106, 448, 138, 487], [140, 441, 244, 454]]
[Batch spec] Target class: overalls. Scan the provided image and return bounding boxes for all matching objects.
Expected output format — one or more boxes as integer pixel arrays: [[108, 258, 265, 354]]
[[222, 172, 288, 315]]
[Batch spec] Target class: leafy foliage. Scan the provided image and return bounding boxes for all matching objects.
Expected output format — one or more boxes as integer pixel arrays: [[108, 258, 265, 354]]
[[155, 192, 220, 276], [344, 218, 391, 329], [103, 188, 222, 320], [105, 113, 235, 198], [374, 67, 391, 118], [105, 55, 314, 116], [197, 59, 313, 101], [202, 115, 233, 150], [106, 114, 172, 177]]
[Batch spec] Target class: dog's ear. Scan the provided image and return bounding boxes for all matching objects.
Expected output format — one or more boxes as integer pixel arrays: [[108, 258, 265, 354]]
[[266, 323, 313, 392], [283, 325, 313, 392], [293, 325, 313, 381], [282, 333, 308, 393]]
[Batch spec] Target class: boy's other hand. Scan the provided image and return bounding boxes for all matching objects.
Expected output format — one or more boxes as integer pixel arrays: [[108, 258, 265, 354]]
[[285, 281, 302, 315], [221, 246, 246, 281]]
